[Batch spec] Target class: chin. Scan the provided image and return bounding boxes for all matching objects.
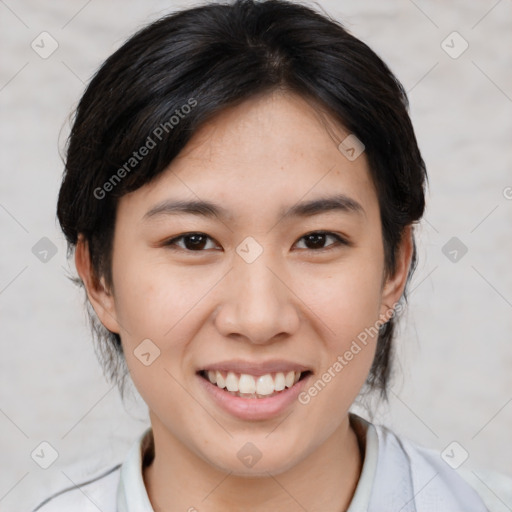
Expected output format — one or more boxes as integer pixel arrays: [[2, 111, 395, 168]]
[[201, 442, 303, 477]]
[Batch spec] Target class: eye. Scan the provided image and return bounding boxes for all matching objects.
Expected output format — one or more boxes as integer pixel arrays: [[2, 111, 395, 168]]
[[163, 231, 350, 253], [294, 231, 349, 251], [164, 232, 219, 252]]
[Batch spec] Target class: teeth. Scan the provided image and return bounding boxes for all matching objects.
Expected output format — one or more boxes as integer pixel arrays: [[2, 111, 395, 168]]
[[274, 372, 286, 391], [256, 374, 275, 396], [225, 372, 239, 392], [285, 371, 295, 388], [216, 372, 226, 389], [204, 370, 303, 397], [239, 374, 256, 394]]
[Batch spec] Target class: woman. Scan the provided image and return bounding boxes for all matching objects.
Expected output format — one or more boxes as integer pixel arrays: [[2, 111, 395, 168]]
[[33, 0, 511, 510]]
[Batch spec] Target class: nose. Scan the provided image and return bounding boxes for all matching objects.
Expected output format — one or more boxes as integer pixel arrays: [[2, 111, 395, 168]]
[[213, 252, 300, 345]]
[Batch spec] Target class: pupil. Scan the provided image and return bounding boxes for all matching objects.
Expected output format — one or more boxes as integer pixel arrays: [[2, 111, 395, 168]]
[[186, 234, 206, 250], [307, 233, 325, 249]]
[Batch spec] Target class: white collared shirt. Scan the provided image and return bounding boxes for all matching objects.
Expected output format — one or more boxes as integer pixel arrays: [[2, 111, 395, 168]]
[[31, 414, 512, 511]]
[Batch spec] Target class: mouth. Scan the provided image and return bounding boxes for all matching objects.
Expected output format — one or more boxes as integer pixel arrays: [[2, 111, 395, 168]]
[[197, 369, 312, 399]]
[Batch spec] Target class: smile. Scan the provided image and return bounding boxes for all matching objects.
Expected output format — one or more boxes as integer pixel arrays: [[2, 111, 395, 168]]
[[196, 359, 313, 420], [198, 369, 311, 398]]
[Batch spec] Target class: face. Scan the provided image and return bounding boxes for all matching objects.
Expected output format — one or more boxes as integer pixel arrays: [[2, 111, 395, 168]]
[[78, 91, 411, 476]]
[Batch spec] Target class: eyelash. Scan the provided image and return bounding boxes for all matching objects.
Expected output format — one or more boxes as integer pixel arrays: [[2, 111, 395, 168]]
[[163, 231, 350, 253]]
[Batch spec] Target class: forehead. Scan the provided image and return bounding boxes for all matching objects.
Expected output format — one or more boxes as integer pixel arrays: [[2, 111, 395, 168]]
[[118, 91, 379, 224]]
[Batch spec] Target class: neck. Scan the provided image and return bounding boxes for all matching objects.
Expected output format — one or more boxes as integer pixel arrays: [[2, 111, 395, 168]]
[[143, 415, 363, 512]]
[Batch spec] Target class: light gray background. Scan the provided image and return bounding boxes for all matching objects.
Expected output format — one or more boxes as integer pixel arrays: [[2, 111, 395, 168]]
[[1, 1, 511, 511]]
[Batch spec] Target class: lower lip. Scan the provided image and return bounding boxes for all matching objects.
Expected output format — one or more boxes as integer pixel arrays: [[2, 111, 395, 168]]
[[197, 372, 312, 421]]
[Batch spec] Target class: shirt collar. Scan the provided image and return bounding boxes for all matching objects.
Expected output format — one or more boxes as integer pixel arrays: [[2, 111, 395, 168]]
[[347, 413, 379, 512], [116, 426, 154, 512]]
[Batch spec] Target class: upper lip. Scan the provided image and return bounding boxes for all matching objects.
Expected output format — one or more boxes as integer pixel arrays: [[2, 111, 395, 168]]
[[199, 359, 312, 377]]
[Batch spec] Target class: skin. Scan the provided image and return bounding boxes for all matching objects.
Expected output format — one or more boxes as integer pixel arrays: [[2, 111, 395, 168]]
[[76, 90, 413, 512]]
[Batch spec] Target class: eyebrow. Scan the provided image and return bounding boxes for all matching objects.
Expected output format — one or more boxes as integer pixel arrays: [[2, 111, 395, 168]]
[[142, 194, 365, 222]]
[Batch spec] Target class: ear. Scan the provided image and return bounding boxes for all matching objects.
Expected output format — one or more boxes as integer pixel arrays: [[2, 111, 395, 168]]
[[379, 224, 414, 322], [75, 235, 120, 334]]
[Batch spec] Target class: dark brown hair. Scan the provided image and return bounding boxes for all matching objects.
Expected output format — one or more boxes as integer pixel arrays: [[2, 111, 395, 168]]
[[57, 0, 427, 401]]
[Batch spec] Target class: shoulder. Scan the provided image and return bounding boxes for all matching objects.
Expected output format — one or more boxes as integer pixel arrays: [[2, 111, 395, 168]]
[[371, 421, 512, 512], [457, 466, 512, 512], [30, 463, 121, 512]]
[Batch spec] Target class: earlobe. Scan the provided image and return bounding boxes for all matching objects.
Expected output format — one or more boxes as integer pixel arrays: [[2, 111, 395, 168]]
[[379, 225, 414, 321], [74, 235, 120, 334]]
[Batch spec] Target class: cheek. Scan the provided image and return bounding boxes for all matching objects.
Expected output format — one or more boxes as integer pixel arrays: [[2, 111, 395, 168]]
[[113, 270, 169, 339], [293, 253, 384, 405], [112, 254, 200, 339], [300, 255, 384, 342], [110, 255, 223, 388], [112, 261, 200, 413]]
